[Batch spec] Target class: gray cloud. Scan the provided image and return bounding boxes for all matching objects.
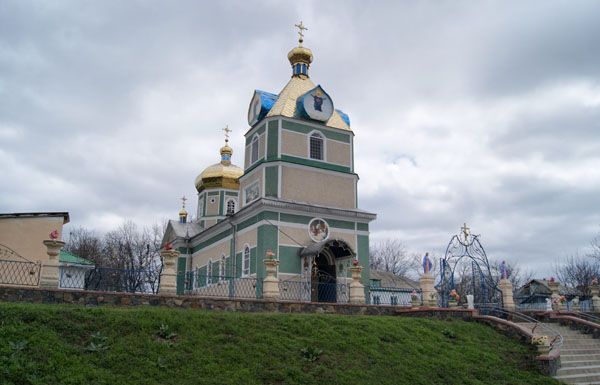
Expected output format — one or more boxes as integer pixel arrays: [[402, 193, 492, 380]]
[[1, 0, 600, 278]]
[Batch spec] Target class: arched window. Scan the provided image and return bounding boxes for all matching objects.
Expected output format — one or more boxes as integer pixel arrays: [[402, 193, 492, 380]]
[[309, 132, 324, 160], [226, 199, 236, 215], [251, 135, 259, 164], [243, 246, 250, 276]]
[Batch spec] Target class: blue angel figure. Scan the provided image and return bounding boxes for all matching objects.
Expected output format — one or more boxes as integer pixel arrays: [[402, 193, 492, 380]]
[[499, 260, 509, 279], [422, 252, 433, 274], [311, 93, 324, 111]]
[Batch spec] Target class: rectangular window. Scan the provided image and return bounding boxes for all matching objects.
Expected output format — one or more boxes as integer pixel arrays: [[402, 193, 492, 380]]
[[391, 296, 398, 306], [310, 134, 324, 160], [373, 295, 381, 305], [251, 136, 259, 164], [243, 248, 251, 276]]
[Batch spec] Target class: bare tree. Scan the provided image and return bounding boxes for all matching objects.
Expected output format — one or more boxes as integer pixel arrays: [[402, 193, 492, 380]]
[[64, 221, 165, 294], [555, 254, 600, 297], [64, 227, 103, 263], [369, 239, 420, 278]]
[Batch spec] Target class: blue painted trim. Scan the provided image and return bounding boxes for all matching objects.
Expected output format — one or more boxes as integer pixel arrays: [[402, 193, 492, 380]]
[[335, 109, 351, 126]]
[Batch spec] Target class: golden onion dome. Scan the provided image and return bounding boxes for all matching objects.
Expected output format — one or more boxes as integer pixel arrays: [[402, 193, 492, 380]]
[[194, 142, 243, 193], [287, 45, 313, 67]]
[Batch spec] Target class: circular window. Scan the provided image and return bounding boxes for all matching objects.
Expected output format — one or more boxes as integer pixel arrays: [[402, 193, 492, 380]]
[[308, 218, 329, 242]]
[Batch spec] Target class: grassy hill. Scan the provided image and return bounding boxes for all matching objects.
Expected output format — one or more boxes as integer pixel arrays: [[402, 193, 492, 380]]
[[0, 302, 558, 385]]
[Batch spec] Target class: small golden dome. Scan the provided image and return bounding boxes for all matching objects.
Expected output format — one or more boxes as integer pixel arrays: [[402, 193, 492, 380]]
[[179, 208, 188, 216], [220, 144, 233, 161], [288, 46, 313, 66], [194, 143, 243, 193]]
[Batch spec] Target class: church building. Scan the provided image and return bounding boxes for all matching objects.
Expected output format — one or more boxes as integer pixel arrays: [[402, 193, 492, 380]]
[[162, 24, 376, 302]]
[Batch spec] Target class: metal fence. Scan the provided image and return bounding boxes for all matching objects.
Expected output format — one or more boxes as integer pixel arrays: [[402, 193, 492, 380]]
[[0, 259, 41, 286], [59, 266, 160, 294], [516, 302, 548, 311], [365, 286, 421, 307], [279, 279, 311, 302], [186, 274, 263, 299], [278, 279, 349, 303]]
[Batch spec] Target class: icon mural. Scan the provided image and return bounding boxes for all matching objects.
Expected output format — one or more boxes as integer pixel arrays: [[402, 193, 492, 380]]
[[299, 85, 334, 122], [308, 218, 329, 242], [311, 89, 324, 111]]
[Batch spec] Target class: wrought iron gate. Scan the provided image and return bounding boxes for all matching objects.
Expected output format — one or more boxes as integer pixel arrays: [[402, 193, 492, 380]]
[[437, 225, 502, 308]]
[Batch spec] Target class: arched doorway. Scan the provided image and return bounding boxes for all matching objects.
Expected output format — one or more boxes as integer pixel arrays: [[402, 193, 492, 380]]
[[312, 249, 337, 302], [300, 239, 355, 303]]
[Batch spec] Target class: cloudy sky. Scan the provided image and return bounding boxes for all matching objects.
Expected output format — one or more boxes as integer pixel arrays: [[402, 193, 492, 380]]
[[2, 1, 600, 276]]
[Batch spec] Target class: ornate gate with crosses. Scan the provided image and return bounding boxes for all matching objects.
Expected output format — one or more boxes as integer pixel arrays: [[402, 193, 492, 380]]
[[437, 224, 502, 308]]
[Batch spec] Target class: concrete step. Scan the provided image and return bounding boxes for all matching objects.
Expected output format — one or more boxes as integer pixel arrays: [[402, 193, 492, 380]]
[[557, 365, 600, 376], [560, 347, 600, 356], [554, 372, 600, 383], [562, 360, 600, 368], [562, 354, 600, 363], [563, 342, 600, 349]]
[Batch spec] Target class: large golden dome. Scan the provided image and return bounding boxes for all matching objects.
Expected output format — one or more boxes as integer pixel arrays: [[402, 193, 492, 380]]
[[194, 143, 243, 193]]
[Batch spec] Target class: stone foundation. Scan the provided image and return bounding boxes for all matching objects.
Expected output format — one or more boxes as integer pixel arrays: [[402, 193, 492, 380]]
[[0, 286, 485, 318]]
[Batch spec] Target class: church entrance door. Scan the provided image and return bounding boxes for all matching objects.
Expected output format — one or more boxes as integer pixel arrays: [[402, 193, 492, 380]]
[[311, 251, 336, 303]]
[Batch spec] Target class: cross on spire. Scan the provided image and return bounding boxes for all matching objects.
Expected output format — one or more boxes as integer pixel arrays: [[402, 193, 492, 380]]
[[461, 223, 470, 240], [222, 125, 232, 143], [294, 21, 308, 45], [180, 195, 187, 209]]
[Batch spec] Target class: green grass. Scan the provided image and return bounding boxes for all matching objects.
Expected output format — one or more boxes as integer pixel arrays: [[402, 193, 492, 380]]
[[0, 302, 558, 385]]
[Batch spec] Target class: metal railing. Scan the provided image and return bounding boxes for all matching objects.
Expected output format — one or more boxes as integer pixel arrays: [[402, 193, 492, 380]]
[[365, 286, 421, 307], [565, 311, 600, 325], [59, 266, 160, 294], [516, 302, 549, 311], [477, 306, 563, 351], [278, 279, 349, 303], [186, 274, 263, 299], [0, 259, 41, 286], [279, 279, 311, 302]]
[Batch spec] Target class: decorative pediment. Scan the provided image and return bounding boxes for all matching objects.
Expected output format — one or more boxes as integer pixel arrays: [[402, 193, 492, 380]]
[[296, 85, 334, 123], [247, 90, 278, 126]]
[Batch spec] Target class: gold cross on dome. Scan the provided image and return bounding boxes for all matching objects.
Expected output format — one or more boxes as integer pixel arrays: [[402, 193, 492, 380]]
[[461, 223, 470, 240], [294, 21, 308, 44], [180, 195, 187, 209], [222, 125, 232, 142]]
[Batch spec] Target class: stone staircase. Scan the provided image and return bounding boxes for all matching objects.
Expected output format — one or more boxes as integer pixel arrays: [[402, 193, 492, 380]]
[[515, 321, 600, 384]]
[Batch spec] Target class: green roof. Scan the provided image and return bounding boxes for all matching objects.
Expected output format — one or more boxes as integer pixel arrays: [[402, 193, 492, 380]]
[[59, 250, 94, 266]]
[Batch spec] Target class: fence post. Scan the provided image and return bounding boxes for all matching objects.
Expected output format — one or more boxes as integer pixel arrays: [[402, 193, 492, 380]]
[[591, 284, 600, 312], [419, 272, 436, 307], [263, 250, 280, 300], [499, 278, 515, 311], [466, 294, 474, 309], [548, 280, 563, 311], [349, 263, 365, 304], [159, 248, 180, 296], [40, 239, 65, 289]]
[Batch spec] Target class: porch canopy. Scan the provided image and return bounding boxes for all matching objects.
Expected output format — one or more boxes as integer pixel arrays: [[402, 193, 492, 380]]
[[299, 239, 355, 259]]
